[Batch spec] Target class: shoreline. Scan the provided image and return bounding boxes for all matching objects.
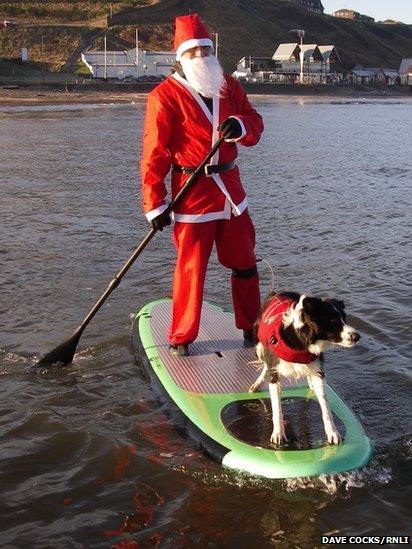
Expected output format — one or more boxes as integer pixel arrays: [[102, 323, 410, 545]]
[[0, 83, 410, 107], [0, 89, 150, 107]]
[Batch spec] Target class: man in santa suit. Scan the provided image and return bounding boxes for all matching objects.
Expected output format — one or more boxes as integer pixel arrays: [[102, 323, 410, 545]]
[[140, 13, 264, 356]]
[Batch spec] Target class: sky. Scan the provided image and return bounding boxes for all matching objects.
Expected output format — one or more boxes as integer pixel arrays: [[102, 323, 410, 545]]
[[321, 0, 412, 24]]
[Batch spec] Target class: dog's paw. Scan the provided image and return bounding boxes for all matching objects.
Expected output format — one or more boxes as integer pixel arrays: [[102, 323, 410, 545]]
[[270, 429, 288, 446], [326, 429, 342, 445]]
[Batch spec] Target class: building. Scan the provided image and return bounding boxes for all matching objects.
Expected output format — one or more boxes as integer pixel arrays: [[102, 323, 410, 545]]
[[300, 44, 323, 76], [377, 68, 399, 85], [271, 43, 300, 74], [346, 68, 377, 85], [379, 19, 400, 25], [399, 58, 412, 84], [346, 66, 399, 86], [294, 0, 324, 13], [269, 43, 341, 83], [234, 56, 279, 80], [81, 47, 175, 79], [318, 45, 341, 74], [282, 0, 324, 12], [333, 9, 374, 23], [269, 43, 301, 82], [233, 43, 342, 85]]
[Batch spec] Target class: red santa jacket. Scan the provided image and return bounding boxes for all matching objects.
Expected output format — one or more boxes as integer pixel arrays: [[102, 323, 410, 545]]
[[257, 295, 317, 364], [140, 72, 263, 222]]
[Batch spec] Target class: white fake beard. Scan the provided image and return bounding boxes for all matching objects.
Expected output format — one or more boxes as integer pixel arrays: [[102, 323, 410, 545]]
[[180, 55, 225, 98]]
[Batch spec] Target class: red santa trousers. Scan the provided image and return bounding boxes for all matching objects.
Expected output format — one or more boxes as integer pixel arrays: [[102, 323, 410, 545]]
[[169, 210, 261, 345]]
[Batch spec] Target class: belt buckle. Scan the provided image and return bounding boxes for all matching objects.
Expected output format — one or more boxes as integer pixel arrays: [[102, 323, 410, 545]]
[[204, 164, 215, 177]]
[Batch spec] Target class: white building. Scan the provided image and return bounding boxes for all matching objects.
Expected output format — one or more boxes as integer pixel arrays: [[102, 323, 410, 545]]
[[300, 44, 323, 78], [233, 43, 342, 84], [333, 9, 374, 22], [399, 58, 412, 84], [272, 42, 300, 65], [234, 56, 278, 81], [269, 43, 341, 83], [81, 47, 175, 79], [269, 43, 301, 81]]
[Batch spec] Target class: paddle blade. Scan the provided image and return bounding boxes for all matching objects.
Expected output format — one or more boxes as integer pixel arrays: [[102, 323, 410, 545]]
[[35, 330, 82, 368]]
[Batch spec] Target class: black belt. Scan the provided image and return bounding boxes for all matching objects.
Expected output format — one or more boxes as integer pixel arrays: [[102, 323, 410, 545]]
[[173, 161, 235, 176]]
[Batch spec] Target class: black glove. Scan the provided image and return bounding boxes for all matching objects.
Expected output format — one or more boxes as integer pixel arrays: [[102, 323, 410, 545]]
[[218, 117, 242, 140], [150, 210, 171, 231]]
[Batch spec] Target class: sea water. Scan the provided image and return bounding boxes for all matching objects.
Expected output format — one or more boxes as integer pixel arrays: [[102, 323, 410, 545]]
[[1, 96, 411, 546]]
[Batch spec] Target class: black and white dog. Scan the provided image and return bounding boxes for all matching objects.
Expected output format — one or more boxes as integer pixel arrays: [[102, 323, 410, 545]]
[[249, 292, 360, 446]]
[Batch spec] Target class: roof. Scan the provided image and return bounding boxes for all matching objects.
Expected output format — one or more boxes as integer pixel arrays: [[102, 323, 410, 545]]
[[85, 50, 128, 55], [349, 69, 377, 77], [142, 50, 174, 56], [238, 56, 273, 62], [318, 45, 339, 62], [399, 58, 412, 74], [272, 43, 337, 62], [364, 67, 398, 74], [272, 43, 299, 61], [380, 69, 399, 77], [299, 44, 322, 60], [348, 68, 398, 78]]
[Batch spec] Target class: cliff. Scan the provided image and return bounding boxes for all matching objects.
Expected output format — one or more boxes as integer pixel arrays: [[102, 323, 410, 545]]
[[0, 0, 411, 73]]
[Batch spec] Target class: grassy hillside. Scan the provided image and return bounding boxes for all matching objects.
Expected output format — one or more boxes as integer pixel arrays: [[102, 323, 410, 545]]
[[0, 0, 411, 72], [111, 0, 412, 69], [0, 26, 94, 71], [0, 1, 126, 21]]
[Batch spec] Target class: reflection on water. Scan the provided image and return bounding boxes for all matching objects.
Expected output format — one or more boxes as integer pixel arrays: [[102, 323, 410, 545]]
[[0, 97, 411, 546]]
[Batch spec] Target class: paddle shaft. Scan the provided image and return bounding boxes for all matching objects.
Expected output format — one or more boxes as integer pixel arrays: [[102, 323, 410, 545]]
[[73, 137, 224, 336]]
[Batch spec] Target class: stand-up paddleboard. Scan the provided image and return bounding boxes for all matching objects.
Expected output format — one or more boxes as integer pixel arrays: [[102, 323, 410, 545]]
[[133, 299, 372, 479]]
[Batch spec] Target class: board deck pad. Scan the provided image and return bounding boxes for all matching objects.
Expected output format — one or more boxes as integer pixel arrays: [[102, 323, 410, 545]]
[[134, 299, 372, 479], [145, 299, 260, 394]]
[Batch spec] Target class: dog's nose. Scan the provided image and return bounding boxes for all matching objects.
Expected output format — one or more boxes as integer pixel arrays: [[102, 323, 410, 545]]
[[351, 332, 361, 344]]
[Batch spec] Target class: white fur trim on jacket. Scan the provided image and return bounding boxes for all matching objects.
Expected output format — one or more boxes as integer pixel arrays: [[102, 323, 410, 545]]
[[224, 116, 247, 142], [173, 196, 248, 223], [176, 38, 214, 60], [145, 202, 169, 222], [171, 72, 213, 123]]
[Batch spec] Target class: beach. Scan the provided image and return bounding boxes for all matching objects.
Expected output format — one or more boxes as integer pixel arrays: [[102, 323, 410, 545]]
[[0, 87, 149, 107], [1, 82, 410, 106]]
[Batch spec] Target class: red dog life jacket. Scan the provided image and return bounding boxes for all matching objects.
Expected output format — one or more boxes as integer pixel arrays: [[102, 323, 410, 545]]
[[257, 295, 317, 364]]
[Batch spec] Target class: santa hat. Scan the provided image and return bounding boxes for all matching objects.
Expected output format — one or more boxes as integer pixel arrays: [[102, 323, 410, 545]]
[[174, 13, 214, 60]]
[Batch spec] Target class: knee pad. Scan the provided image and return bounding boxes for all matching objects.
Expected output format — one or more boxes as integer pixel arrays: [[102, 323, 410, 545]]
[[231, 264, 258, 279]]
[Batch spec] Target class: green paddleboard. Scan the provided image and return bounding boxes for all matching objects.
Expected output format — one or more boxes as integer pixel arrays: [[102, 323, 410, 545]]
[[132, 299, 372, 479]]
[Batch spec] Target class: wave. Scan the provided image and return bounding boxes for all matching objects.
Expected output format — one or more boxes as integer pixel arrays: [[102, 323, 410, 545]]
[[170, 435, 411, 496]]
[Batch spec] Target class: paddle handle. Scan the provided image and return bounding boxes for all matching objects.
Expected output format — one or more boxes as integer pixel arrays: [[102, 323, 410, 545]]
[[75, 137, 225, 334]]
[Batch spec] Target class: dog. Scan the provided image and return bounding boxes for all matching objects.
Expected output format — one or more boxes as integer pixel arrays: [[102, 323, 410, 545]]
[[249, 292, 360, 446]]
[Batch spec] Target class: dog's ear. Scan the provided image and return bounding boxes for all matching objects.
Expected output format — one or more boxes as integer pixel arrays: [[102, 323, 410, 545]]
[[302, 296, 322, 316], [299, 297, 321, 344]]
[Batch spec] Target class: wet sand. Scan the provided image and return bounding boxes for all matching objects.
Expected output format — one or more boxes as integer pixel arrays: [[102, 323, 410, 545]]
[[1, 83, 409, 107], [0, 88, 149, 107]]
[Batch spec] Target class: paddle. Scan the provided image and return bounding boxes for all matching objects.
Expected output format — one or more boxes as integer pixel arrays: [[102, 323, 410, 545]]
[[35, 137, 225, 368]]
